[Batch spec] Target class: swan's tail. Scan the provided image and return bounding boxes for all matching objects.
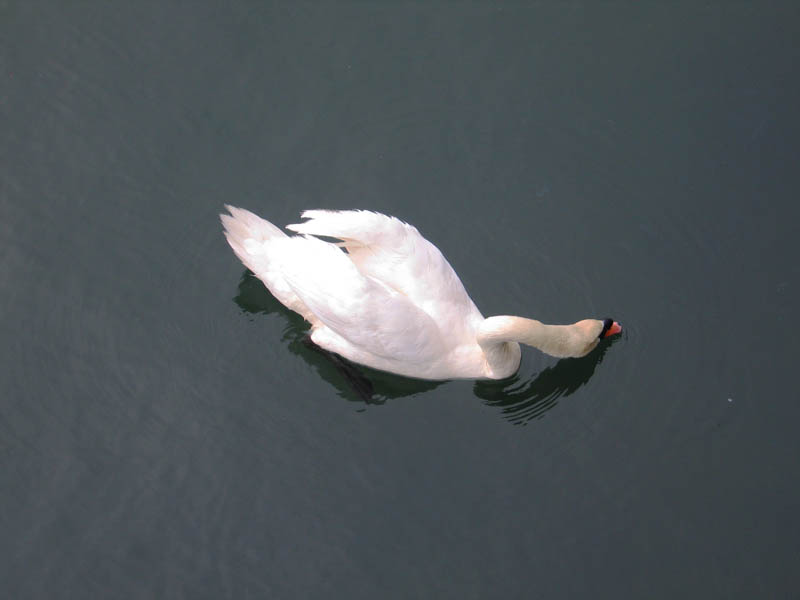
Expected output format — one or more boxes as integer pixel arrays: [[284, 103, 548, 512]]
[[221, 205, 317, 322], [220, 204, 285, 272]]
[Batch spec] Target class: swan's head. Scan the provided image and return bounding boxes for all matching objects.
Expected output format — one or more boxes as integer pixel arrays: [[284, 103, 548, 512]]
[[572, 318, 623, 357]]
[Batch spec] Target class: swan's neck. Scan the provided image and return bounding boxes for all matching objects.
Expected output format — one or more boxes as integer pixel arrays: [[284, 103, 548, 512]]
[[477, 316, 595, 377]]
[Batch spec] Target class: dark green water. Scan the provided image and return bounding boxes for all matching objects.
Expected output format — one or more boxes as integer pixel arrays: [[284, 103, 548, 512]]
[[2, 2, 799, 598]]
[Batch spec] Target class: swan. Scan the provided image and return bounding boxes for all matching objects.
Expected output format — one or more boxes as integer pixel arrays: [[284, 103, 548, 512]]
[[221, 206, 621, 380]]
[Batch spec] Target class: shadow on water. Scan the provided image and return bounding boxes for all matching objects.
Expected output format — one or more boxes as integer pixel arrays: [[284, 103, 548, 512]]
[[234, 272, 442, 404], [235, 271, 613, 421], [473, 341, 615, 426]]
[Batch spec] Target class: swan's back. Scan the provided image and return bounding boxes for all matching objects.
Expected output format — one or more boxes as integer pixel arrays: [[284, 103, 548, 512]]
[[222, 207, 490, 378], [288, 210, 484, 342]]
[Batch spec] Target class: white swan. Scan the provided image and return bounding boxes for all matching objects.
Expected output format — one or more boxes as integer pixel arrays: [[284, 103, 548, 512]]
[[221, 206, 621, 380]]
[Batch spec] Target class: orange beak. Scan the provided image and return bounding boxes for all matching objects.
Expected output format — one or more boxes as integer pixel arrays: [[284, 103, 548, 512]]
[[602, 321, 622, 338]]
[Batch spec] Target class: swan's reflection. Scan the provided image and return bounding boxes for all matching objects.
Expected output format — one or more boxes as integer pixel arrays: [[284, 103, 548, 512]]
[[234, 272, 441, 404], [473, 341, 613, 425], [234, 271, 612, 421]]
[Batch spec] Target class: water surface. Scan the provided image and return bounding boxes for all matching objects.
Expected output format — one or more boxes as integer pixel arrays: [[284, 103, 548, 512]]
[[2, 2, 799, 598]]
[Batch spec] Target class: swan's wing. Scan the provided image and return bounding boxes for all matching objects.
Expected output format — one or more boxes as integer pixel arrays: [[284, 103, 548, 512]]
[[277, 234, 447, 363], [286, 211, 484, 333], [287, 210, 409, 253]]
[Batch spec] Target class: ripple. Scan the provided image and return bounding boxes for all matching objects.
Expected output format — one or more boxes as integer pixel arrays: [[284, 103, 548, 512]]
[[474, 338, 619, 425]]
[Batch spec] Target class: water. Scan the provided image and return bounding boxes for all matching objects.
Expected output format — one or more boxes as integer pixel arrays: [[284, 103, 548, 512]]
[[2, 2, 799, 597]]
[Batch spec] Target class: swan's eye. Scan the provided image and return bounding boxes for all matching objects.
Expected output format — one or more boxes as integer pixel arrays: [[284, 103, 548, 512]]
[[599, 318, 622, 339], [599, 318, 614, 339]]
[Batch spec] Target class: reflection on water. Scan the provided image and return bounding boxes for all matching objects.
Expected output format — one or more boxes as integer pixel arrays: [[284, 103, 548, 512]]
[[474, 341, 613, 425], [234, 271, 612, 421]]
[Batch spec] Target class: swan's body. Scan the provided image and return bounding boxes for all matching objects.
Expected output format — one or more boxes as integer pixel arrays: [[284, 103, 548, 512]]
[[221, 207, 620, 380]]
